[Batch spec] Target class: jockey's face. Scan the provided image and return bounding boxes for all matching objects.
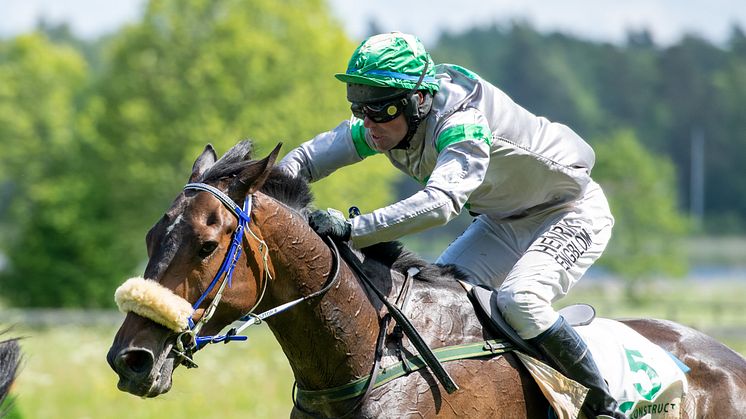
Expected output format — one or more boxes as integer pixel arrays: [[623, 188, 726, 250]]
[[363, 114, 408, 152]]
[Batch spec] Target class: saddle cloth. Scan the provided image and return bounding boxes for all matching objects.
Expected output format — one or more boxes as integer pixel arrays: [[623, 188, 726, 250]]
[[518, 318, 689, 419], [577, 318, 689, 418], [465, 284, 688, 418]]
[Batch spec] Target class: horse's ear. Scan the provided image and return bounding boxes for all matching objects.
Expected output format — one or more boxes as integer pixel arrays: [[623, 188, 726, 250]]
[[230, 142, 283, 197], [189, 144, 218, 182]]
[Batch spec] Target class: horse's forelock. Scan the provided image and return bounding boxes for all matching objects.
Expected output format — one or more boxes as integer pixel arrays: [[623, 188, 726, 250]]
[[197, 140, 313, 213]]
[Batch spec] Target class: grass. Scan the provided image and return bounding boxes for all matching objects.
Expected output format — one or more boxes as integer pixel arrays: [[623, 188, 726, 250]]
[[3, 279, 745, 418], [6, 324, 294, 419]]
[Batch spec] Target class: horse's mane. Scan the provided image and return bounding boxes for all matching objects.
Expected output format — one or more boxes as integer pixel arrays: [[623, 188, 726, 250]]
[[359, 242, 471, 283], [201, 141, 469, 283]]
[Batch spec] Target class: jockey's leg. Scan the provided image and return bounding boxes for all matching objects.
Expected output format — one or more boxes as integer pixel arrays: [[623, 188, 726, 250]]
[[435, 216, 517, 286], [494, 182, 622, 418], [529, 316, 625, 419]]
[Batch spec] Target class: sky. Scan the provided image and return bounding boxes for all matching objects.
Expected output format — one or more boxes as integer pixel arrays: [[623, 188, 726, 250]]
[[2, 0, 746, 47]]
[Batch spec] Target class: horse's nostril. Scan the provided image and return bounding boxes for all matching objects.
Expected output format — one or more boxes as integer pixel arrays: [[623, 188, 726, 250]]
[[117, 349, 154, 376]]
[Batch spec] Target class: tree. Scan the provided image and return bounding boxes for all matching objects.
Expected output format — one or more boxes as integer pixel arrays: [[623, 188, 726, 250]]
[[592, 130, 690, 300], [0, 0, 400, 307], [92, 0, 400, 264], [0, 34, 100, 306], [707, 38, 746, 232]]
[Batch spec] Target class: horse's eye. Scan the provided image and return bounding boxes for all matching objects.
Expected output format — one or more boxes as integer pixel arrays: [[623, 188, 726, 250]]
[[198, 241, 219, 259]]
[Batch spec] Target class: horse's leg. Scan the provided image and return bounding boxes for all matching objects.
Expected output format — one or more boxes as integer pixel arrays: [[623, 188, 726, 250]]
[[623, 318, 746, 418]]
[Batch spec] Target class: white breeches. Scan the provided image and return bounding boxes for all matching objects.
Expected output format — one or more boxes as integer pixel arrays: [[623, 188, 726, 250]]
[[436, 182, 614, 339]]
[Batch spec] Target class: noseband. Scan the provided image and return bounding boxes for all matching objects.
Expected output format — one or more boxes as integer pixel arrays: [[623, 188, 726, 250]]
[[173, 183, 341, 368]]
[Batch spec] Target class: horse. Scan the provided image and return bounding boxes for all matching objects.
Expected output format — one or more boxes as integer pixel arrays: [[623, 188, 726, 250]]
[[0, 330, 21, 414], [107, 141, 746, 418]]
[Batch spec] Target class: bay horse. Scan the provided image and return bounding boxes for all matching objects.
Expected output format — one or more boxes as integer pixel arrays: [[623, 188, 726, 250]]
[[107, 141, 746, 418]]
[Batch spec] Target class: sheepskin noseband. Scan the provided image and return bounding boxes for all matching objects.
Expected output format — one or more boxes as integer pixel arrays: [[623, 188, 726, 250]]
[[115, 277, 193, 332]]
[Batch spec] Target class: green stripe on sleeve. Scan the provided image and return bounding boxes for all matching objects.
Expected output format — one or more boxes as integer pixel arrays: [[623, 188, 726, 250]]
[[436, 124, 491, 153], [446, 63, 480, 80], [350, 119, 379, 158]]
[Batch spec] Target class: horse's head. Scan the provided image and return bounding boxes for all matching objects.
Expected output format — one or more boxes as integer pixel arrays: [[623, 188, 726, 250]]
[[107, 141, 282, 397], [0, 332, 20, 406]]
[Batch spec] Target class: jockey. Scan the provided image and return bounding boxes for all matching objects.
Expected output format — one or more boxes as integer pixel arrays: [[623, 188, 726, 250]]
[[279, 32, 622, 418]]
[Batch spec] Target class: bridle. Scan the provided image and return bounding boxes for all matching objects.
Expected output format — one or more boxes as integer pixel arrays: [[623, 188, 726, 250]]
[[159, 181, 455, 416], [172, 182, 340, 368]]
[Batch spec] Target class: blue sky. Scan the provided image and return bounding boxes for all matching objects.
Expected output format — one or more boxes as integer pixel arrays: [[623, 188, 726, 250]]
[[2, 0, 746, 46]]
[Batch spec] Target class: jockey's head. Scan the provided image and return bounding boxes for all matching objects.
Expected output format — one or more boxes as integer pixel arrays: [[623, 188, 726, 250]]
[[336, 32, 439, 149]]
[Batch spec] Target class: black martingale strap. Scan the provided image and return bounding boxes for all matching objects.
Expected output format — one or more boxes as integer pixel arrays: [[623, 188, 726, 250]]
[[336, 241, 459, 394], [292, 315, 391, 419], [391, 267, 417, 373], [291, 258, 421, 418]]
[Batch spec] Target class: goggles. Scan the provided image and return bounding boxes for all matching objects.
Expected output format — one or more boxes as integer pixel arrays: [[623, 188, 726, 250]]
[[350, 97, 405, 123]]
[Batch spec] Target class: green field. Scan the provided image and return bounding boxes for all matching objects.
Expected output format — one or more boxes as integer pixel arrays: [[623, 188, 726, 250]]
[[3, 279, 745, 418], [6, 325, 295, 418]]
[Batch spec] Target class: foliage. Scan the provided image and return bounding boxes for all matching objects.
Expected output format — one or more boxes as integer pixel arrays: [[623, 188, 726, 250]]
[[592, 130, 690, 297], [433, 23, 746, 233], [2, 9, 745, 308], [0, 34, 114, 307], [0, 0, 399, 307]]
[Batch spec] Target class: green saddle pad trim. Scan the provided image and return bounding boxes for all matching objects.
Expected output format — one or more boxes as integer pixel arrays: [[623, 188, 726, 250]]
[[296, 339, 514, 403]]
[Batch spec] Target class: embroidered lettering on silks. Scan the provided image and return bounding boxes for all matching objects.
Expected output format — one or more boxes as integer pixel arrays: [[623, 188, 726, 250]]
[[527, 221, 593, 270]]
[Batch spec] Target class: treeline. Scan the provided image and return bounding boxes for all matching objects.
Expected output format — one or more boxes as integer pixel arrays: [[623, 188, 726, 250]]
[[0, 0, 393, 307], [431, 22, 746, 233], [0, 1, 721, 307]]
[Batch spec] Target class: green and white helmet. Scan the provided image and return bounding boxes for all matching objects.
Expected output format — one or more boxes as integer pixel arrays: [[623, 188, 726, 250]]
[[336, 32, 439, 103]]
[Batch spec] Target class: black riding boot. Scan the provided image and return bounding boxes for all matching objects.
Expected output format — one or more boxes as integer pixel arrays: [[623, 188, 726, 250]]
[[529, 316, 625, 419]]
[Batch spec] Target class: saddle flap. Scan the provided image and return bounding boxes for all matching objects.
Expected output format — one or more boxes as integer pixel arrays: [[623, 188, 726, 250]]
[[468, 286, 597, 359]]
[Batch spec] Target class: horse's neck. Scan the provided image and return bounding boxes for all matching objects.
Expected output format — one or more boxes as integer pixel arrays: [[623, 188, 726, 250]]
[[251, 194, 381, 390]]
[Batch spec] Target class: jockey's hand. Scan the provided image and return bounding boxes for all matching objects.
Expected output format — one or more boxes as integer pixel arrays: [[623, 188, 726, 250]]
[[308, 208, 352, 241]]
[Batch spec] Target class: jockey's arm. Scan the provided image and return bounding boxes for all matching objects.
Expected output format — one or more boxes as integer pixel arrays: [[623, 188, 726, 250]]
[[350, 137, 490, 248], [277, 120, 363, 182]]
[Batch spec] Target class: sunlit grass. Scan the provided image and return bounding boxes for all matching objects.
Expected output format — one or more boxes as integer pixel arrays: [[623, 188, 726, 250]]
[[9, 324, 293, 419], [3, 279, 745, 418]]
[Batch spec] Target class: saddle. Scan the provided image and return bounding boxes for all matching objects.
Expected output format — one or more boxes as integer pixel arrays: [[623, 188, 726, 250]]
[[462, 281, 596, 359]]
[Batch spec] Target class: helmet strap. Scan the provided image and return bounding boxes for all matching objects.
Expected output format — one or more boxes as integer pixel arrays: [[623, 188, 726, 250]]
[[394, 93, 432, 149], [394, 61, 432, 150]]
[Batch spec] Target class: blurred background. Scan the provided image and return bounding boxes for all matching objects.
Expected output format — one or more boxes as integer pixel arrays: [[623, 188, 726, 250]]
[[0, 0, 744, 417]]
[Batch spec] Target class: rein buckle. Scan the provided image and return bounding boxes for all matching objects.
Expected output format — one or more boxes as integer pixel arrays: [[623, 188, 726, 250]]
[[173, 330, 199, 369]]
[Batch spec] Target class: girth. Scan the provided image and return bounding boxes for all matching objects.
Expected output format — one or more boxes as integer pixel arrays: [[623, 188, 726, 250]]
[[296, 338, 514, 405]]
